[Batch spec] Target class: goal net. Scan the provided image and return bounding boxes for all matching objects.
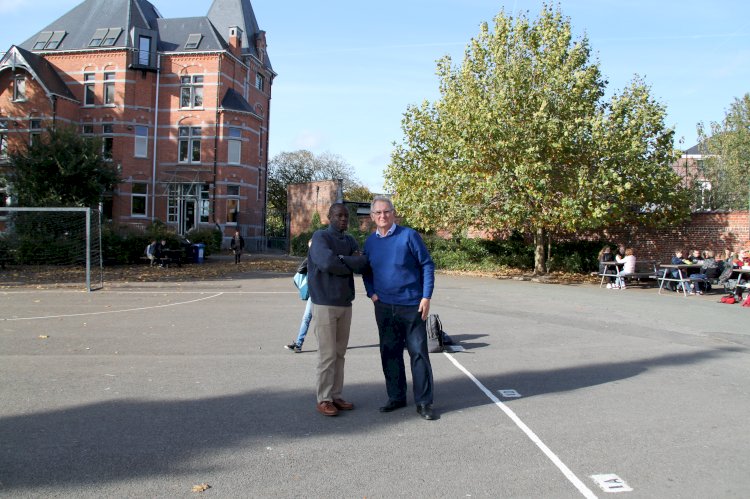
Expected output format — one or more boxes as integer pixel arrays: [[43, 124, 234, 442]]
[[0, 207, 103, 291]]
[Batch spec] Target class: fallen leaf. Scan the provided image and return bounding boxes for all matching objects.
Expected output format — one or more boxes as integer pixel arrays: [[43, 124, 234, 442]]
[[38, 335, 49, 339], [191, 483, 211, 493]]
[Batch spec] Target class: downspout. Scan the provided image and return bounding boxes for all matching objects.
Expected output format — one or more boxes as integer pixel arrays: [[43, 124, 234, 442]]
[[263, 79, 272, 247], [213, 54, 222, 229], [151, 54, 161, 222]]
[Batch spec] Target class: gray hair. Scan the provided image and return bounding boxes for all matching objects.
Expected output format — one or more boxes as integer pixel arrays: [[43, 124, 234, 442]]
[[370, 195, 394, 212]]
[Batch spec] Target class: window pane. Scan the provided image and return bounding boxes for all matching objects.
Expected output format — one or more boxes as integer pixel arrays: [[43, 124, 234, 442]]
[[179, 140, 188, 162], [227, 185, 240, 196], [226, 199, 239, 223], [138, 36, 150, 65], [85, 84, 95, 105], [228, 140, 241, 164], [132, 196, 146, 215], [191, 139, 201, 162], [132, 183, 147, 194], [135, 126, 148, 158], [193, 86, 203, 107], [104, 83, 115, 104], [180, 87, 191, 108]]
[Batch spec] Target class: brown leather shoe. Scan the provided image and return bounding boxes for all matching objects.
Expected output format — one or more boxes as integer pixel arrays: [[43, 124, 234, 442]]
[[332, 398, 354, 410], [317, 401, 339, 416]]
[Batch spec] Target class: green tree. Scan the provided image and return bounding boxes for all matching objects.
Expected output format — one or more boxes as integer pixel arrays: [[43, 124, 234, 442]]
[[5, 126, 119, 207], [386, 4, 689, 273], [267, 149, 362, 214], [344, 183, 375, 202], [697, 93, 750, 211]]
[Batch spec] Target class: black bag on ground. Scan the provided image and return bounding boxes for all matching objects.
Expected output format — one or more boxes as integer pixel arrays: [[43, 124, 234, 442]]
[[426, 314, 454, 353]]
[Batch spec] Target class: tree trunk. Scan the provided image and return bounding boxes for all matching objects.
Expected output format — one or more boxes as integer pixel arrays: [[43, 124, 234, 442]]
[[533, 227, 546, 275]]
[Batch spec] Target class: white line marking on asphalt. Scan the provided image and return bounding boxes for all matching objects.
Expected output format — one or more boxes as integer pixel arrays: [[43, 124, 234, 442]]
[[498, 389, 522, 398], [444, 352, 598, 499], [591, 474, 632, 493], [1, 293, 224, 321]]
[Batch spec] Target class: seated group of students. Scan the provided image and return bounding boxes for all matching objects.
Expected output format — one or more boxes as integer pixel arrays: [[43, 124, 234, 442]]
[[598, 243, 750, 296]]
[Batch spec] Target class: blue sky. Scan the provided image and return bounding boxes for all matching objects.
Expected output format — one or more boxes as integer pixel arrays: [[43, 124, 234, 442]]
[[1, 0, 748, 191]]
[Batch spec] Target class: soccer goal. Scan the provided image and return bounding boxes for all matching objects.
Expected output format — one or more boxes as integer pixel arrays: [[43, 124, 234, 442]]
[[0, 207, 103, 291]]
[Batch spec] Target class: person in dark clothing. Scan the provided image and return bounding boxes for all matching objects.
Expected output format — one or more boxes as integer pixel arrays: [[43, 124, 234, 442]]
[[307, 203, 367, 417], [230, 230, 245, 264]]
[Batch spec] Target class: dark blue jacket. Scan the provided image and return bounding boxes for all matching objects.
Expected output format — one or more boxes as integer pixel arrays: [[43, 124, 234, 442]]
[[308, 225, 368, 307]]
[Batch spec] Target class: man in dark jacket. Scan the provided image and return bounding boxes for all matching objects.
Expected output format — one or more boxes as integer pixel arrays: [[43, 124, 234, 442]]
[[307, 203, 367, 416]]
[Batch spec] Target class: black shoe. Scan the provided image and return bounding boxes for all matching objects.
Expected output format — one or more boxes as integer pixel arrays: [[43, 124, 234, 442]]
[[416, 404, 435, 420], [379, 400, 407, 413]]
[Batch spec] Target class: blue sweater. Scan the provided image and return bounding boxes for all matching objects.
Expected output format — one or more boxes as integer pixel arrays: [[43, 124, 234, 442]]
[[363, 225, 434, 306]]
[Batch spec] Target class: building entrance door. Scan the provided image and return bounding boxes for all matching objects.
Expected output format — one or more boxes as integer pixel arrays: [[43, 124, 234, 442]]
[[182, 199, 196, 233]]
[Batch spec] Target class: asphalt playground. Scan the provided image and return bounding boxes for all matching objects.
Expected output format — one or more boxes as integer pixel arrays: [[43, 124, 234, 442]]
[[1, 271, 749, 498]]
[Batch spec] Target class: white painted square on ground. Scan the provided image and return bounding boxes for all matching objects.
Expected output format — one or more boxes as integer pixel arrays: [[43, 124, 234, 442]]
[[498, 389, 521, 398], [591, 474, 633, 493]]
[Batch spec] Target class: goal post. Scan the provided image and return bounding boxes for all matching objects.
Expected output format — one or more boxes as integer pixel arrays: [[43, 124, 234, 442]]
[[0, 207, 103, 291]]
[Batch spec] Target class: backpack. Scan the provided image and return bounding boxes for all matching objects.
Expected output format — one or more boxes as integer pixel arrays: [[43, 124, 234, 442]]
[[426, 314, 455, 353], [292, 272, 309, 300]]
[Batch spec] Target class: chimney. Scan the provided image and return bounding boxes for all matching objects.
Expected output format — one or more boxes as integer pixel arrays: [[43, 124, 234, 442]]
[[255, 30, 267, 63], [228, 26, 243, 57]]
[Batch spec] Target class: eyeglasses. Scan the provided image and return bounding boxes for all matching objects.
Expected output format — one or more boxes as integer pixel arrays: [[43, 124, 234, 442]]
[[372, 210, 393, 216]]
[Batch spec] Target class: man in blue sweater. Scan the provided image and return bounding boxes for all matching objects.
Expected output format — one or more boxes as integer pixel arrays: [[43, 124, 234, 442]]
[[308, 203, 368, 416], [363, 196, 436, 420]]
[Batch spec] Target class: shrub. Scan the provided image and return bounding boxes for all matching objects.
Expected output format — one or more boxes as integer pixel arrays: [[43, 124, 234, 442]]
[[186, 227, 222, 255]]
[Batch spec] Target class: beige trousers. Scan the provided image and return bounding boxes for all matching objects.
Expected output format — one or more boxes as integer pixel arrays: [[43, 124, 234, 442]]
[[312, 304, 352, 403]]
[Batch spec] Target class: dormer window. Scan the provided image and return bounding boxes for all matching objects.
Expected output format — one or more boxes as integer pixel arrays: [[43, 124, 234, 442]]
[[185, 34, 203, 50], [33, 31, 66, 50], [33, 32, 53, 50], [102, 28, 122, 47], [90, 28, 122, 47]]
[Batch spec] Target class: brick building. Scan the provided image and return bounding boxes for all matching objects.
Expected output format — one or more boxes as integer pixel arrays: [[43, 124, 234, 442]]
[[0, 0, 274, 246]]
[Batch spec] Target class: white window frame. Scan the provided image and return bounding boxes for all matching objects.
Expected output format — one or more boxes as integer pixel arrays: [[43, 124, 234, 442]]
[[0, 119, 7, 159], [178, 126, 201, 163], [180, 75, 204, 109], [227, 127, 242, 164], [103, 72, 115, 105], [29, 119, 42, 146], [134, 125, 148, 158], [200, 184, 210, 223], [131, 183, 148, 217], [12, 75, 26, 101], [83, 73, 95, 106]]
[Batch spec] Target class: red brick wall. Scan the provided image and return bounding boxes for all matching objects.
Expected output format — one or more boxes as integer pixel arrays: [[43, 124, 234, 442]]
[[590, 211, 750, 262], [287, 180, 342, 237]]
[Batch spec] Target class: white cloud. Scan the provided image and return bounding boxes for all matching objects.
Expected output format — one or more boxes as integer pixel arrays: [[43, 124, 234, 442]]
[[0, 0, 25, 14]]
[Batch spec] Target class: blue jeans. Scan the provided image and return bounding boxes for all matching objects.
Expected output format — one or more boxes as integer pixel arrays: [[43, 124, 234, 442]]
[[374, 300, 434, 405], [295, 299, 312, 346]]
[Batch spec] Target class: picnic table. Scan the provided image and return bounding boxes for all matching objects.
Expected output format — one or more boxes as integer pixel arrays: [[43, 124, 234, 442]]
[[657, 263, 703, 297], [599, 259, 658, 288], [726, 267, 750, 297]]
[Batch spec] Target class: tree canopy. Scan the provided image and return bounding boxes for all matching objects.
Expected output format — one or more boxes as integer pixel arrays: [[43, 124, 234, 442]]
[[385, 4, 690, 272], [267, 149, 371, 214], [697, 93, 750, 211], [5, 126, 119, 207]]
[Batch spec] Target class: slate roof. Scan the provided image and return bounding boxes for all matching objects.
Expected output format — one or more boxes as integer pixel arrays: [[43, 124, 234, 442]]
[[18, 0, 160, 51], [0, 46, 77, 101], [13, 0, 272, 70], [220, 87, 259, 116], [155, 17, 225, 52]]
